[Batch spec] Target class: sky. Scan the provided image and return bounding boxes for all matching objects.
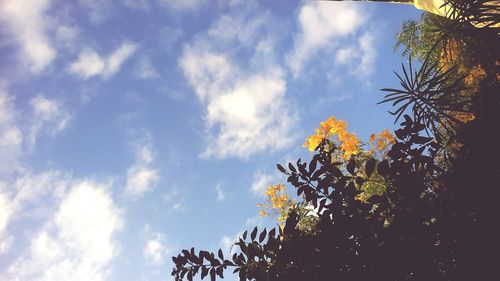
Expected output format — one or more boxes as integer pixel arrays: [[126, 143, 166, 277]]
[[0, 1, 422, 280]]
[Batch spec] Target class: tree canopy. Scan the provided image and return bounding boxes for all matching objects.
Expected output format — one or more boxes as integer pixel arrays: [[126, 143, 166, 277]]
[[171, 1, 499, 280]]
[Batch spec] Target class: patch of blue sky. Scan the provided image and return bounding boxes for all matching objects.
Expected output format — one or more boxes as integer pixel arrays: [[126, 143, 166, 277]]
[[0, 0, 422, 280]]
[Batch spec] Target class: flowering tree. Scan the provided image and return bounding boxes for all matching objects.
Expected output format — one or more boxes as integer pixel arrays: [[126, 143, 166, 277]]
[[170, 2, 499, 280]]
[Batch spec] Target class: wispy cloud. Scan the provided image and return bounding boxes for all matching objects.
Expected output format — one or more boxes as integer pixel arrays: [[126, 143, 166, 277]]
[[78, 0, 113, 24], [287, 1, 366, 77], [28, 95, 72, 149], [215, 184, 225, 202], [0, 0, 56, 73], [179, 4, 298, 159], [157, 0, 204, 12], [134, 56, 160, 80], [0, 183, 13, 254], [0, 89, 22, 176], [69, 43, 137, 79], [125, 137, 159, 199], [143, 228, 169, 265]]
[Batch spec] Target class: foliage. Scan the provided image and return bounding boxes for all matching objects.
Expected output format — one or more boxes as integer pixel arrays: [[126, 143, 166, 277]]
[[171, 1, 499, 280], [378, 55, 469, 136], [258, 122, 398, 231], [172, 115, 447, 281]]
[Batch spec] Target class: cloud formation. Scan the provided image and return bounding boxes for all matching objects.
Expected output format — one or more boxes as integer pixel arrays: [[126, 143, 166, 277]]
[[134, 56, 160, 80], [69, 43, 137, 79], [180, 5, 297, 159], [28, 95, 72, 149], [0, 0, 56, 73], [125, 138, 159, 199], [288, 1, 366, 77], [4, 176, 123, 281], [157, 0, 204, 12], [0, 183, 13, 254], [0, 90, 23, 175], [333, 32, 377, 77], [143, 231, 168, 265], [215, 184, 225, 202]]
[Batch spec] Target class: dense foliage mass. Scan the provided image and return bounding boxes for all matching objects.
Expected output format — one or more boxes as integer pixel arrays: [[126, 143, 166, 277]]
[[171, 1, 499, 280]]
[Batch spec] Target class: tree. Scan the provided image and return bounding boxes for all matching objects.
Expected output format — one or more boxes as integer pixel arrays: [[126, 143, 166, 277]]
[[171, 1, 499, 280]]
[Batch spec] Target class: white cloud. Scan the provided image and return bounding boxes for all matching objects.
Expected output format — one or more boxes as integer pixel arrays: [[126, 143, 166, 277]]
[[332, 31, 377, 78], [169, 202, 186, 214], [0, 0, 56, 73], [357, 32, 377, 77], [28, 95, 72, 149], [69, 43, 137, 79], [0, 89, 23, 175], [179, 4, 298, 159], [251, 171, 279, 196], [157, 0, 203, 12], [0, 183, 14, 254], [335, 47, 356, 64], [144, 232, 168, 265], [134, 57, 160, 80], [121, 0, 151, 11], [78, 0, 112, 24], [215, 184, 225, 202], [13, 170, 70, 211], [180, 47, 296, 159], [55, 25, 79, 48], [125, 139, 159, 199], [5, 179, 123, 281], [288, 1, 366, 76]]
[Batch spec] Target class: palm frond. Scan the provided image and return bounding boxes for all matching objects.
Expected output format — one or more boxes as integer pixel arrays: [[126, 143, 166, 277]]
[[379, 53, 469, 136]]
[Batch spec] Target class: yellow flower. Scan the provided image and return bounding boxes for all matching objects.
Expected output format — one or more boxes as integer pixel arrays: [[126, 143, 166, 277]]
[[304, 116, 361, 160], [304, 133, 323, 151], [331, 120, 347, 135], [369, 129, 396, 158], [380, 129, 395, 143], [341, 132, 360, 159]]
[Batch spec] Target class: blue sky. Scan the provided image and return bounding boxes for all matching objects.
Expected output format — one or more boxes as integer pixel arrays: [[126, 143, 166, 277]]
[[0, 1, 422, 280]]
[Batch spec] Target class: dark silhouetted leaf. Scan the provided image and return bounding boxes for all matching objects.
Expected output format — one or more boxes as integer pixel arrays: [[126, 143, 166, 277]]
[[259, 228, 267, 243], [366, 158, 376, 178], [347, 157, 355, 175], [250, 227, 258, 241]]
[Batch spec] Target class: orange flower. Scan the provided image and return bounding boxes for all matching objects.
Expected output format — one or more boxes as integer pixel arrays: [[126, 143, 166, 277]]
[[304, 116, 360, 160]]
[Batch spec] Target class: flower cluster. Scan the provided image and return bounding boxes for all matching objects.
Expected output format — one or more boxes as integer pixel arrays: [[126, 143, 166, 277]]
[[257, 184, 293, 226], [303, 116, 360, 159], [369, 129, 396, 158]]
